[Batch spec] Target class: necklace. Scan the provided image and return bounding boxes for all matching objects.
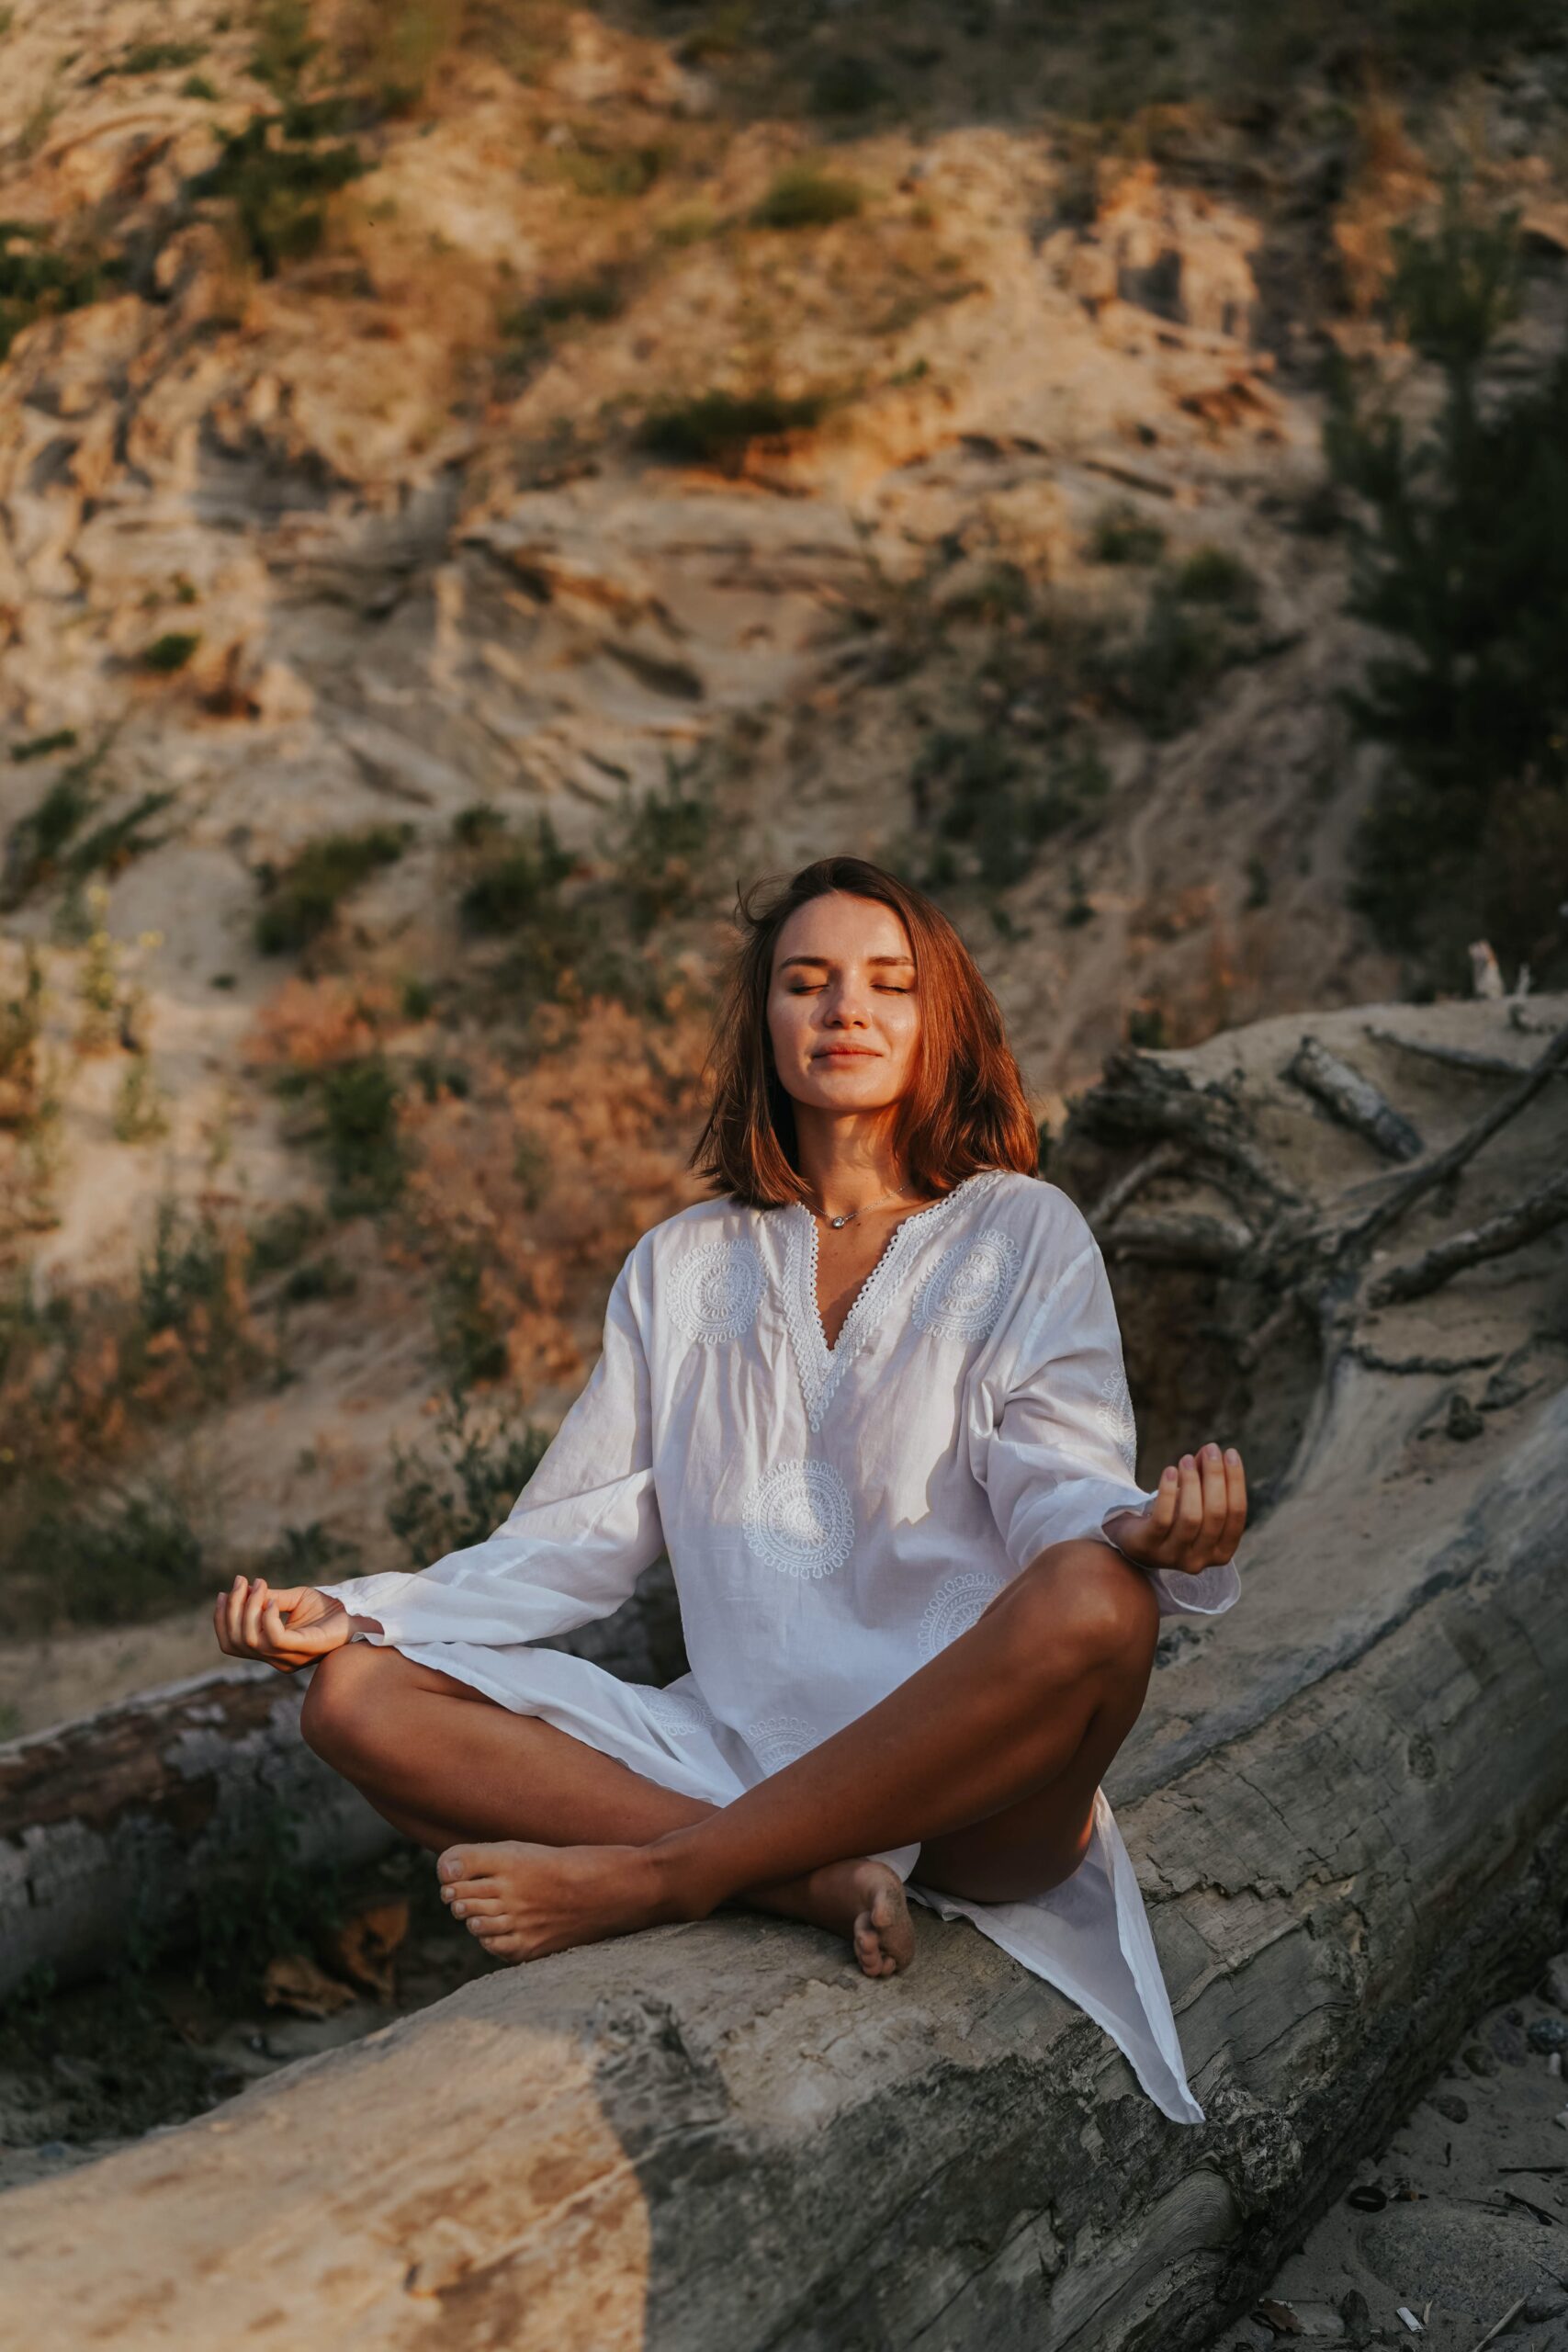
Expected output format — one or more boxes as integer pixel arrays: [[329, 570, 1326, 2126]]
[[811, 1183, 912, 1229]]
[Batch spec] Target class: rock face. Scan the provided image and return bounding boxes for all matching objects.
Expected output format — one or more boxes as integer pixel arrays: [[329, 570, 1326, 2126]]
[[2, 996, 1565, 2349]]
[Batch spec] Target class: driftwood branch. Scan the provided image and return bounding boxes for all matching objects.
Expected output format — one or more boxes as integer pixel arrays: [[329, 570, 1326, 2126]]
[[1361, 1027, 1564, 1083], [1075, 1051, 1299, 1204], [1367, 1169, 1568, 1306], [1287, 1035, 1423, 1162], [1338, 1021, 1568, 1264], [1086, 1142, 1182, 1228], [1100, 1210, 1254, 1268]]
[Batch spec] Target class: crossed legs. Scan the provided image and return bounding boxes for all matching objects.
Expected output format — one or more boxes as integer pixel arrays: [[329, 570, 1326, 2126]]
[[300, 1537, 1161, 1977]]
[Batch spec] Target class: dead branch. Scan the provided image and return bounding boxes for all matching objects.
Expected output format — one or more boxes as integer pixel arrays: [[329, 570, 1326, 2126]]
[[1361, 1027, 1562, 1083], [1367, 1169, 1568, 1306], [1087, 1143, 1182, 1228], [1100, 1211, 1254, 1268], [1338, 1021, 1568, 1264], [1073, 1052, 1298, 1204], [1287, 1035, 1423, 1162]]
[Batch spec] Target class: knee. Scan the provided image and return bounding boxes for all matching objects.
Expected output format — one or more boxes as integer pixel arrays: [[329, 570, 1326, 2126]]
[[299, 1641, 388, 1767], [996, 1539, 1160, 1684]]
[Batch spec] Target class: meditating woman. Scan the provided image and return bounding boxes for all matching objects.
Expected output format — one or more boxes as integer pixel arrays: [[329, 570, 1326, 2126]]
[[214, 854, 1246, 2124]]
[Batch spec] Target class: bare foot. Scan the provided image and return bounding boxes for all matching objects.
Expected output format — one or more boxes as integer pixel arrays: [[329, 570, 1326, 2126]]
[[437, 1838, 670, 1962], [799, 1856, 916, 1979]]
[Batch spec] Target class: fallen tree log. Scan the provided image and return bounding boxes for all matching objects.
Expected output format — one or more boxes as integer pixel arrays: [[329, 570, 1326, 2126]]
[[0, 997, 1563, 2351], [0, 1563, 685, 2002]]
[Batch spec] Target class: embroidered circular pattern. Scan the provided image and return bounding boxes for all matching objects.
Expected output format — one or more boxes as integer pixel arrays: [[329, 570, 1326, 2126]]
[[1092, 1363, 1138, 1474], [741, 1457, 855, 1579], [747, 1714, 818, 1775], [667, 1237, 765, 1344], [911, 1229, 1022, 1343], [918, 1569, 1009, 1662], [640, 1686, 719, 1742]]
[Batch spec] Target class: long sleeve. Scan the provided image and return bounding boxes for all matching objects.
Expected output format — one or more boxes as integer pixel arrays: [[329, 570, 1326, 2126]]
[[974, 1230, 1242, 1622], [315, 1237, 664, 1649]]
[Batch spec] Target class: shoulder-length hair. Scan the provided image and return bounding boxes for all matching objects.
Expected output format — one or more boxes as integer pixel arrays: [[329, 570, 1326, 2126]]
[[688, 855, 1042, 1207]]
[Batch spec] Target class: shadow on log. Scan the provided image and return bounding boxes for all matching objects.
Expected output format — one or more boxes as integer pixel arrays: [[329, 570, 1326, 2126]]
[[0, 997, 1564, 2350]]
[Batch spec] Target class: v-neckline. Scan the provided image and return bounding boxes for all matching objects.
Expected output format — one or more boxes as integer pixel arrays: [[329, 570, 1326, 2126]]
[[776, 1170, 1000, 1433]]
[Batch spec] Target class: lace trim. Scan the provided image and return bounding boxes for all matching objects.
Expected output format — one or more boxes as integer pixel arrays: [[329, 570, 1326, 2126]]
[[747, 1714, 818, 1775], [781, 1168, 1008, 1432], [741, 1456, 855, 1579], [639, 1685, 721, 1741], [667, 1236, 765, 1344], [1093, 1363, 1139, 1475], [917, 1568, 1010, 1662], [911, 1227, 1023, 1342]]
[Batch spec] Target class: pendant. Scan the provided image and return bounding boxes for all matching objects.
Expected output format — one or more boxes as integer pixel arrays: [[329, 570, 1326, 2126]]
[[829, 1210, 856, 1228]]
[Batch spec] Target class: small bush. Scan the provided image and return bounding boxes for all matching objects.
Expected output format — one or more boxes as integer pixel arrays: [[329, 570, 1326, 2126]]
[[0, 223, 118, 362], [321, 1054, 403, 1216], [387, 1389, 551, 1567], [118, 39, 208, 74], [248, 0, 321, 96], [138, 1197, 229, 1336], [255, 822, 412, 954], [458, 814, 575, 933], [189, 113, 367, 275], [809, 54, 886, 115], [69, 789, 177, 882], [248, 1200, 326, 1274], [1104, 583, 1221, 737], [553, 141, 668, 202], [1174, 545, 1258, 616], [141, 632, 200, 673], [1091, 502, 1168, 565], [182, 72, 220, 100], [15, 1481, 209, 1633], [637, 388, 829, 465], [611, 758, 713, 937], [434, 1245, 510, 1392], [9, 729, 77, 763], [750, 165, 863, 232], [1, 740, 109, 909]]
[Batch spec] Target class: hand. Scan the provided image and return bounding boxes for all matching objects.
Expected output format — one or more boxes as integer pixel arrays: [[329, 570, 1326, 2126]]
[[1101, 1442, 1247, 1577], [212, 1576, 356, 1674]]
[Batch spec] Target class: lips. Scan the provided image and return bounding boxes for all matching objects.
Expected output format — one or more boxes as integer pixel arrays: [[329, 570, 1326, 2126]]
[[816, 1048, 877, 1058]]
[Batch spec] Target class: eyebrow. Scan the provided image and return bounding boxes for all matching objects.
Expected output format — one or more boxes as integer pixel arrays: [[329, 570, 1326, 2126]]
[[778, 953, 916, 971]]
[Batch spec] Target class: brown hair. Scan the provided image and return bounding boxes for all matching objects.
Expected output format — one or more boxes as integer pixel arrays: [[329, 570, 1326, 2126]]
[[688, 855, 1042, 1208]]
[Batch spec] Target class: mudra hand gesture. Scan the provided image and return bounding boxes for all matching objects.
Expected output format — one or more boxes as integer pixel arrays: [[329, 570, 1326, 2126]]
[[1101, 1440, 1247, 1574], [212, 1576, 366, 1672]]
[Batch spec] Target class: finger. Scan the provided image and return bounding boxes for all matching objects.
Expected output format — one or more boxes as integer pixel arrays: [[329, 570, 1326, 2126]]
[[1171, 1456, 1203, 1552], [213, 1591, 231, 1656], [1218, 1447, 1247, 1558], [1145, 1464, 1179, 1539], [223, 1575, 249, 1650], [241, 1577, 271, 1653], [1198, 1442, 1229, 1544]]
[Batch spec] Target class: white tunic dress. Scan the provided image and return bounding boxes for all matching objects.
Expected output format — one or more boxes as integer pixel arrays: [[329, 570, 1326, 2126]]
[[318, 1167, 1241, 2125]]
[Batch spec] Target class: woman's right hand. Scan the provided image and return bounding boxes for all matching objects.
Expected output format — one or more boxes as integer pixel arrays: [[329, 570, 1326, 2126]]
[[212, 1576, 357, 1673]]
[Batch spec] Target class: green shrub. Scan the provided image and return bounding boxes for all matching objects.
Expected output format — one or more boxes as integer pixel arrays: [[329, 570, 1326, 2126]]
[[13, 1481, 209, 1633], [247, 1200, 326, 1274], [458, 813, 574, 933], [320, 1054, 403, 1216], [914, 731, 1110, 891], [9, 729, 77, 763], [189, 113, 367, 275], [1, 740, 109, 908], [1090, 503, 1168, 565], [1103, 582, 1221, 737], [553, 141, 667, 201], [1325, 187, 1568, 976], [0, 222, 118, 361], [118, 39, 208, 73], [1174, 545, 1258, 616], [141, 632, 200, 673], [248, 0, 321, 96], [809, 54, 886, 114], [254, 822, 412, 953], [69, 789, 177, 881], [387, 1388, 551, 1566], [611, 757, 713, 936], [750, 165, 863, 232], [182, 72, 220, 100], [138, 1197, 229, 1335], [637, 388, 829, 464], [434, 1245, 509, 1392]]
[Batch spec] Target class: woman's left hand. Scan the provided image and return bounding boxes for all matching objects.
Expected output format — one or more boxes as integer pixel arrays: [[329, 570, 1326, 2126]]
[[1101, 1441, 1247, 1575]]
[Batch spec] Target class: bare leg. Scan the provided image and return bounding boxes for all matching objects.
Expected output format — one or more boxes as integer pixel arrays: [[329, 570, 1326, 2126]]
[[300, 1648, 916, 1974], [430, 1540, 1162, 1965]]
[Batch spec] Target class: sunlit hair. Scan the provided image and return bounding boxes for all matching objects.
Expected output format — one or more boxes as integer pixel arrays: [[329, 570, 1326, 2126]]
[[689, 855, 1042, 1207]]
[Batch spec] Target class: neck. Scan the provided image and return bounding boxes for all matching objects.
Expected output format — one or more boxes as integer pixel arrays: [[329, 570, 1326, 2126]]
[[792, 1112, 911, 1222]]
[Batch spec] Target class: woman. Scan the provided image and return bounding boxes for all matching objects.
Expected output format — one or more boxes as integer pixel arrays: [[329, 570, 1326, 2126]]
[[215, 856, 1245, 2125]]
